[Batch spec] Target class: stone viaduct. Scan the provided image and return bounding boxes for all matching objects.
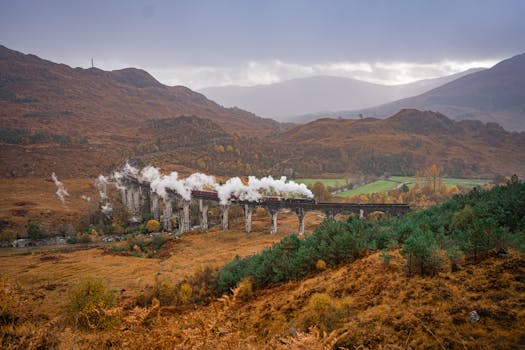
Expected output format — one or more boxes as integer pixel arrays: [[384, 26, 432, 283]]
[[116, 174, 410, 235]]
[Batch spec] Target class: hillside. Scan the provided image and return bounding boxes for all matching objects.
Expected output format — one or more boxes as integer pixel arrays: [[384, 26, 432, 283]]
[[200, 70, 483, 121], [0, 45, 278, 136], [274, 109, 525, 177], [333, 53, 525, 131], [123, 109, 525, 180], [2, 180, 524, 348], [4, 247, 524, 349], [0, 45, 280, 177], [2, 45, 523, 181]]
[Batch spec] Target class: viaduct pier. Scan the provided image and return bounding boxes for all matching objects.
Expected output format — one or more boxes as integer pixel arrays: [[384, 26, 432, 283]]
[[116, 174, 410, 235]]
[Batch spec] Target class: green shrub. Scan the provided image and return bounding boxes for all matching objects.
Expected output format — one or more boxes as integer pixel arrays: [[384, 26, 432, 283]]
[[184, 265, 219, 304], [217, 217, 373, 294], [151, 233, 171, 251], [0, 128, 29, 144], [58, 224, 76, 236], [451, 205, 474, 232], [462, 218, 511, 260], [76, 233, 92, 244], [0, 129, 47, 144], [26, 221, 44, 240], [211, 180, 525, 294], [0, 87, 16, 101], [126, 234, 148, 252], [78, 136, 89, 144], [52, 134, 71, 144], [68, 278, 117, 331], [66, 236, 77, 244], [29, 132, 45, 143], [402, 230, 442, 276], [111, 223, 125, 235], [445, 245, 463, 272], [380, 249, 393, 265], [108, 245, 125, 253]]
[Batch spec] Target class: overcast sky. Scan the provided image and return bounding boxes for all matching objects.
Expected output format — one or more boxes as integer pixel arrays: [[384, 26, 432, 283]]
[[1, 0, 524, 89]]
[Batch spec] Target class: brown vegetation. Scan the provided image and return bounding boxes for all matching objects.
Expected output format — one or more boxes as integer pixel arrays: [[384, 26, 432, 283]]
[[2, 46, 524, 233], [2, 46, 525, 182], [1, 234, 523, 349]]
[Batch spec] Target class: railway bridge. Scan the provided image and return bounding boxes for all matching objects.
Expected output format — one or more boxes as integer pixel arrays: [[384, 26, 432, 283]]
[[115, 174, 410, 235]]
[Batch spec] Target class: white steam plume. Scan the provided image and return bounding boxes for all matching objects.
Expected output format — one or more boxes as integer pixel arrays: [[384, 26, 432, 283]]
[[216, 177, 262, 204], [183, 173, 217, 191], [150, 171, 190, 200], [95, 175, 109, 200], [101, 202, 113, 217], [142, 166, 216, 201], [95, 174, 112, 217], [113, 162, 140, 191], [112, 163, 313, 205], [122, 162, 139, 176], [248, 176, 313, 198], [139, 165, 161, 183], [51, 172, 69, 204]]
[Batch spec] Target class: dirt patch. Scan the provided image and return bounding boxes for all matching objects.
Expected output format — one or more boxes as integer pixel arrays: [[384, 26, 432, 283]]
[[39, 253, 65, 262], [14, 201, 36, 207]]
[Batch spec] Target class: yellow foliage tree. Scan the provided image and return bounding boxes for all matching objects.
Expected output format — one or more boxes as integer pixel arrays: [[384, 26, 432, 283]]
[[311, 182, 332, 202], [146, 219, 161, 233], [426, 164, 442, 193], [358, 194, 369, 204], [316, 259, 327, 270], [196, 158, 206, 170]]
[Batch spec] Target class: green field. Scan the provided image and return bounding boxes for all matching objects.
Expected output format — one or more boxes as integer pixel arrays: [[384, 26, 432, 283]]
[[336, 176, 491, 197], [389, 176, 490, 188], [295, 178, 353, 188], [336, 179, 403, 197], [296, 176, 491, 198]]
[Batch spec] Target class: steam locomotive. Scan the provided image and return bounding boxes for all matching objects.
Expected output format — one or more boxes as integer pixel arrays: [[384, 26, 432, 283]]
[[191, 190, 219, 200], [190, 190, 315, 204]]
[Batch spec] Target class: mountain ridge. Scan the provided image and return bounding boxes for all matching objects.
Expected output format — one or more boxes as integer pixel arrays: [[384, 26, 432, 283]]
[[1, 45, 524, 180], [0, 45, 279, 138], [200, 69, 485, 121], [314, 53, 525, 131]]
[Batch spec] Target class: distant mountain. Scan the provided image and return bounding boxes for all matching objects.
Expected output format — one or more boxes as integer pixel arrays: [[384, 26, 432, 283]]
[[199, 69, 483, 121], [326, 53, 525, 131], [0, 45, 278, 139], [1, 45, 524, 180], [0, 45, 279, 178], [275, 109, 525, 177]]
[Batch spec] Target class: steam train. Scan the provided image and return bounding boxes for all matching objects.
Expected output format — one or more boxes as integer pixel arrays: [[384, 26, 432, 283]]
[[191, 190, 219, 200], [190, 190, 315, 204]]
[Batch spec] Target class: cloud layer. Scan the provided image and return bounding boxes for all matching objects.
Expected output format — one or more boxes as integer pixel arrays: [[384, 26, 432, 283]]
[[147, 59, 499, 89], [0, 1, 521, 89]]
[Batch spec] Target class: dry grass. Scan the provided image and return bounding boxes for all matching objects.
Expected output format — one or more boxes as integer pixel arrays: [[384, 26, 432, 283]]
[[0, 177, 98, 235], [0, 210, 319, 318], [1, 216, 524, 349]]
